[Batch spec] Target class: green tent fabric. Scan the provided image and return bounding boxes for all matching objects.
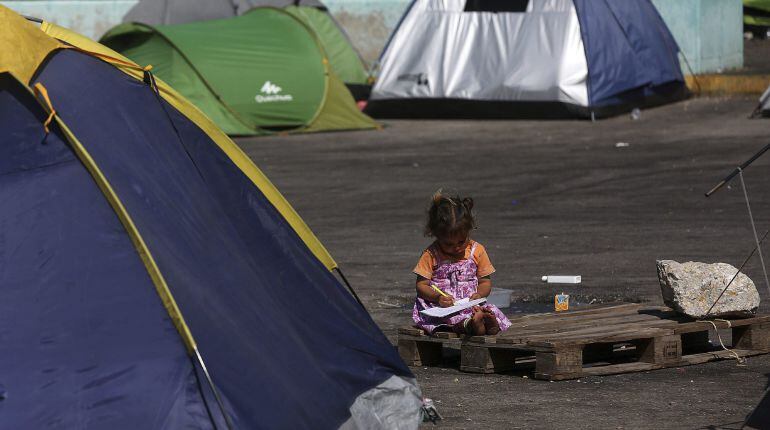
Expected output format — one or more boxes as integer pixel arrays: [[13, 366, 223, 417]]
[[101, 8, 377, 134], [284, 5, 369, 86], [120, 0, 372, 99], [745, 0, 770, 27]]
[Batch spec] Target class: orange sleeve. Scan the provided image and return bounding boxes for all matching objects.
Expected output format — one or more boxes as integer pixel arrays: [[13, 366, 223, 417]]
[[474, 243, 496, 277], [413, 249, 434, 280]]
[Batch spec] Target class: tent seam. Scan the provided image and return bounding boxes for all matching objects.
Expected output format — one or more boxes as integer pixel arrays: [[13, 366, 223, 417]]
[[24, 76, 198, 356]]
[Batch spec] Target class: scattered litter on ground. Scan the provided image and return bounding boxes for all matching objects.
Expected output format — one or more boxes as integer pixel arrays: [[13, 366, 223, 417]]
[[615, 142, 630, 148], [376, 301, 401, 308]]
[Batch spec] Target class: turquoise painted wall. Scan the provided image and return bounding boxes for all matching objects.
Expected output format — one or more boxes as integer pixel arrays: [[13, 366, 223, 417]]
[[1, 0, 137, 40], [1, 0, 743, 73], [324, 0, 411, 65], [652, 0, 743, 74]]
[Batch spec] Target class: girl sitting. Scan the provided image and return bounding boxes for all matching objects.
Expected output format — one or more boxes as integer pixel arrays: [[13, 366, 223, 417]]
[[412, 190, 512, 336]]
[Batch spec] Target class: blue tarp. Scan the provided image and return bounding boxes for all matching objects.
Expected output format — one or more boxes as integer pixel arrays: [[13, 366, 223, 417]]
[[0, 48, 413, 428]]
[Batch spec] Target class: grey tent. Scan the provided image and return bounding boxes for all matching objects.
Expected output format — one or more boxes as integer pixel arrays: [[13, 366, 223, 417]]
[[122, 0, 371, 99]]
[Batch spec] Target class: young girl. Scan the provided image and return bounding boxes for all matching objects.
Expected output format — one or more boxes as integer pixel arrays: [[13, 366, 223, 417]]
[[412, 191, 511, 336]]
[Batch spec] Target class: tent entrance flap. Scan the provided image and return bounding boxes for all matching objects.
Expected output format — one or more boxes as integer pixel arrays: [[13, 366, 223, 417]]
[[464, 0, 530, 12]]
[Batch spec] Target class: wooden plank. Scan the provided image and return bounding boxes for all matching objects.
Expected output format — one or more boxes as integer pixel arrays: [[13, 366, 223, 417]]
[[398, 334, 461, 345], [434, 331, 459, 339], [497, 311, 687, 343], [506, 312, 700, 345], [498, 315, 681, 343], [534, 346, 583, 380], [504, 311, 666, 333], [460, 344, 518, 374], [680, 348, 766, 365], [527, 327, 675, 348], [637, 335, 682, 365], [398, 327, 424, 336], [466, 335, 497, 344], [504, 304, 653, 328], [521, 322, 676, 346], [733, 322, 770, 351], [673, 316, 770, 334], [581, 362, 660, 378], [398, 338, 443, 366], [506, 303, 645, 323]]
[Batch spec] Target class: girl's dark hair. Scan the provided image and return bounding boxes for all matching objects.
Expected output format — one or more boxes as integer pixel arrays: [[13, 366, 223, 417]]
[[424, 190, 476, 237]]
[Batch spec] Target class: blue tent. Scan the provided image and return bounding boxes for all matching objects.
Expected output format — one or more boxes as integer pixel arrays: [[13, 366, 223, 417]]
[[367, 0, 688, 119], [0, 8, 421, 429]]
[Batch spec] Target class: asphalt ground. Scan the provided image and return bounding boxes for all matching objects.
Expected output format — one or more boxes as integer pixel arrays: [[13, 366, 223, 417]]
[[237, 96, 770, 429]]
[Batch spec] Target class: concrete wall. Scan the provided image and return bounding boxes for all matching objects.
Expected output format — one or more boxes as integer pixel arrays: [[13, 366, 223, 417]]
[[1, 0, 744, 73], [652, 0, 743, 74]]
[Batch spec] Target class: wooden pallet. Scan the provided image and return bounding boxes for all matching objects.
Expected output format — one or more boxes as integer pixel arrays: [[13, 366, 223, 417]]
[[397, 303, 770, 380]]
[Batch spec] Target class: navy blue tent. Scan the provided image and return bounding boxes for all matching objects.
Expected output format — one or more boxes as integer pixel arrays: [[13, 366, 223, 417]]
[[0, 8, 421, 429], [367, 0, 688, 119]]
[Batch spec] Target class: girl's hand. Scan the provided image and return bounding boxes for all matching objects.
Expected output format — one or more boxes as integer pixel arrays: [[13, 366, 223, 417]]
[[470, 293, 481, 300], [438, 295, 455, 308]]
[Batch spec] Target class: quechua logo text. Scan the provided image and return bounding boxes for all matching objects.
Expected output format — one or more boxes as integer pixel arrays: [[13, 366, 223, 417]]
[[255, 81, 293, 103], [396, 73, 429, 87]]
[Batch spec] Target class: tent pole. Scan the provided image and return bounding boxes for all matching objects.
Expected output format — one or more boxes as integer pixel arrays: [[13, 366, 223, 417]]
[[334, 267, 367, 311], [705, 143, 770, 197], [738, 169, 770, 295], [194, 347, 234, 430], [190, 356, 219, 429]]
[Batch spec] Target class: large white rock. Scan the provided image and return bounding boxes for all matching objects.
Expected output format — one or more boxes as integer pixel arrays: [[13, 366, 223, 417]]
[[656, 260, 760, 319]]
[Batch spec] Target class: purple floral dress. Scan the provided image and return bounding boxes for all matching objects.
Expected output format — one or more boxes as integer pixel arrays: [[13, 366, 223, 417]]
[[412, 242, 512, 335]]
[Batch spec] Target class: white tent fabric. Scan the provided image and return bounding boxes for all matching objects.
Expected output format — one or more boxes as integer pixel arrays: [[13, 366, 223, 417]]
[[371, 0, 589, 106]]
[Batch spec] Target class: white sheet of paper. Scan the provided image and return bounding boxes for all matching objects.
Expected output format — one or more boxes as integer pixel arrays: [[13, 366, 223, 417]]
[[420, 298, 487, 318]]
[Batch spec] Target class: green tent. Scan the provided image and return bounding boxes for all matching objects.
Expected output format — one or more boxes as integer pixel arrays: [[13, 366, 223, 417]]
[[283, 5, 370, 99], [118, 0, 372, 100], [745, 0, 770, 27], [101, 8, 377, 134]]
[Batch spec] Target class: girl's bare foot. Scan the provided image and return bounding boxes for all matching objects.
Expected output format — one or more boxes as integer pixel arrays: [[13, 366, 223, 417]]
[[482, 308, 500, 335], [468, 309, 486, 336]]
